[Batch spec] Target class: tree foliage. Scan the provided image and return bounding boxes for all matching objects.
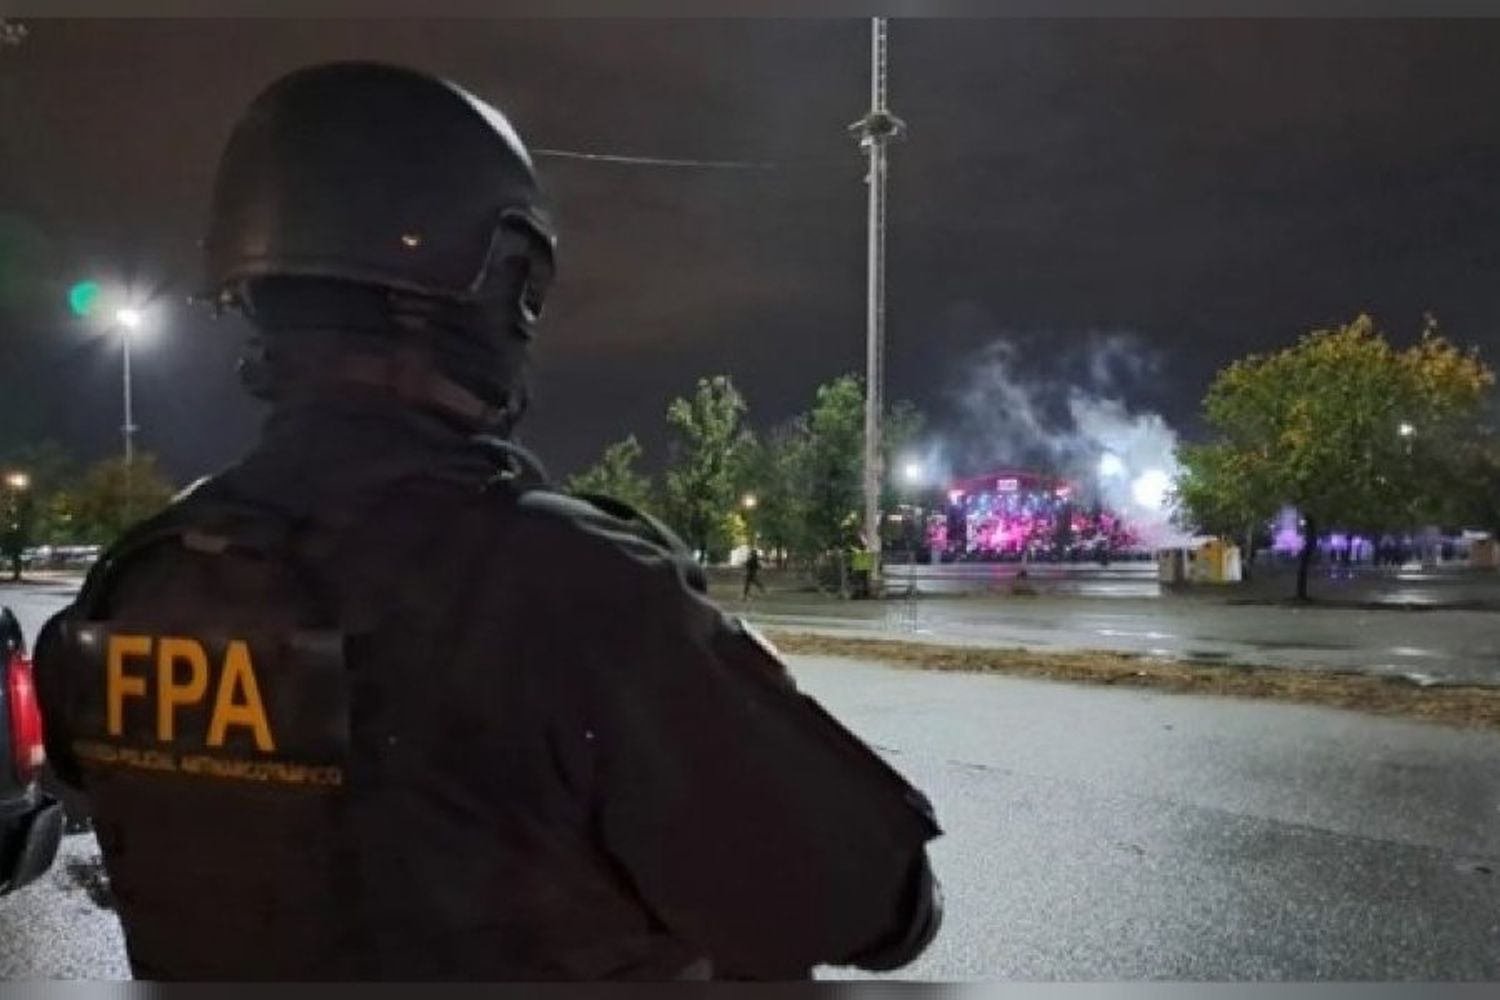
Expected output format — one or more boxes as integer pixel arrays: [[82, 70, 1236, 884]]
[[0, 445, 177, 562], [794, 376, 929, 557], [71, 454, 176, 546], [0, 440, 78, 545], [565, 435, 655, 513], [1176, 314, 1493, 598], [734, 419, 809, 566], [662, 375, 750, 562], [798, 374, 868, 559], [1174, 442, 1275, 538], [572, 366, 937, 576], [1453, 429, 1500, 532], [2, 477, 34, 580]]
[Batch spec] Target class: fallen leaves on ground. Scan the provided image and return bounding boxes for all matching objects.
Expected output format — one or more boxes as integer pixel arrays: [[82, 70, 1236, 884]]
[[767, 631, 1500, 730]]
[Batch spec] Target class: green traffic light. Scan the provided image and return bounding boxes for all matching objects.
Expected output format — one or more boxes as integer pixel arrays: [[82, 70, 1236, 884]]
[[68, 280, 100, 317]]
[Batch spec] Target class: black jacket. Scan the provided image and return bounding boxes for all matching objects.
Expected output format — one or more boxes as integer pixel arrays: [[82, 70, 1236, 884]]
[[34, 395, 941, 981]]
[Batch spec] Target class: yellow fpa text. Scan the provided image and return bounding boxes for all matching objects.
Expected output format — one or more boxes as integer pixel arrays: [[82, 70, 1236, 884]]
[[106, 634, 276, 752]]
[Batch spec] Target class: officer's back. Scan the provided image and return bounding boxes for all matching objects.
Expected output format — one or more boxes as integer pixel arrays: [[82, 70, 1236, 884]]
[[33, 62, 941, 981]]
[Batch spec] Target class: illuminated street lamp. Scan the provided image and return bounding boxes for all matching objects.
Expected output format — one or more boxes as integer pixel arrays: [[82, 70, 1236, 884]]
[[5, 471, 29, 492], [69, 282, 150, 465], [1398, 421, 1415, 438], [739, 493, 759, 552], [113, 306, 145, 466], [896, 459, 928, 580]]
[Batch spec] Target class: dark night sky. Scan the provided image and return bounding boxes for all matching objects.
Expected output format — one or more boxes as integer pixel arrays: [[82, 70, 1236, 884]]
[[5, 18, 1500, 482]]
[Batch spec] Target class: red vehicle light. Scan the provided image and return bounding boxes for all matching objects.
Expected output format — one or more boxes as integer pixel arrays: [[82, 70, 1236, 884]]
[[7, 650, 45, 786]]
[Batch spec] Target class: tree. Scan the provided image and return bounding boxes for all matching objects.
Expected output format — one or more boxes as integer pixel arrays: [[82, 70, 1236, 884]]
[[1453, 430, 1500, 533], [565, 435, 655, 513], [795, 375, 928, 560], [800, 375, 867, 562], [2, 476, 35, 581], [1174, 441, 1278, 576], [0, 441, 80, 544], [662, 376, 749, 563], [1176, 314, 1493, 600], [71, 454, 177, 546], [733, 420, 808, 567]]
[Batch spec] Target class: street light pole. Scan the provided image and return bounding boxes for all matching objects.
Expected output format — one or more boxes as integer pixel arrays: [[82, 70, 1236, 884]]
[[116, 307, 142, 466], [122, 322, 135, 465], [113, 306, 144, 525], [864, 18, 886, 595], [850, 16, 905, 595]]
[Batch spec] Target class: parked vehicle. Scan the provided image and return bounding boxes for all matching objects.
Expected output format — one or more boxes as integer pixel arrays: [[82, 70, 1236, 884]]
[[0, 607, 63, 896]]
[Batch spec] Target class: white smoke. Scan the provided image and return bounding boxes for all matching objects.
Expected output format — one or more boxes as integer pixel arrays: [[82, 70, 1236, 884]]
[[943, 331, 1190, 548]]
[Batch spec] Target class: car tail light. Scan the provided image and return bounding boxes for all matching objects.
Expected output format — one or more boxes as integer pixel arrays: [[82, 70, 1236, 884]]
[[7, 649, 45, 786]]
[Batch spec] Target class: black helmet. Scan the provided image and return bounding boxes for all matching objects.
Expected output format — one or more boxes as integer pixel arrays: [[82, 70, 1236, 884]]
[[203, 62, 556, 431], [205, 60, 554, 307]]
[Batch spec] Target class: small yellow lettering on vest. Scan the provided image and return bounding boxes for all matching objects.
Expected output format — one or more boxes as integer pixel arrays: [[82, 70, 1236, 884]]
[[74, 740, 117, 763], [141, 749, 178, 772], [106, 634, 152, 737], [156, 637, 209, 742], [206, 640, 275, 752]]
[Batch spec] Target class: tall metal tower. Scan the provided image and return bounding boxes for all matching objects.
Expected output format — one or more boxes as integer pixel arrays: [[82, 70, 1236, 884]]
[[849, 17, 905, 590]]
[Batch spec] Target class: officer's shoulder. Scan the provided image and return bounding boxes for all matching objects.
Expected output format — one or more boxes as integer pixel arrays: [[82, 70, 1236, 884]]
[[513, 488, 666, 550], [150, 470, 244, 522], [506, 488, 711, 597], [170, 474, 217, 504], [96, 475, 222, 558], [514, 487, 611, 522], [511, 487, 697, 566]]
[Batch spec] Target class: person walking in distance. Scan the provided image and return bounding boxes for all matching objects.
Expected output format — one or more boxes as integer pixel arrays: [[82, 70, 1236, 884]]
[[743, 548, 767, 601]]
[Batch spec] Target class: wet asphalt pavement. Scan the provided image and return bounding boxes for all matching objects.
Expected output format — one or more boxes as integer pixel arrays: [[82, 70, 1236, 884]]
[[3, 582, 1499, 979], [795, 657, 1500, 980], [0, 834, 129, 980]]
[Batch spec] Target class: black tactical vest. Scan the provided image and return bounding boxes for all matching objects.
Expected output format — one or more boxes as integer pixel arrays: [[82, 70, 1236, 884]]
[[34, 439, 715, 980], [39, 487, 373, 978], [35, 407, 941, 981]]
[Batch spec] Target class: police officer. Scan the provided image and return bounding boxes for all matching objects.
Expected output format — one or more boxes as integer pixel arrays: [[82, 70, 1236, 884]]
[[33, 62, 941, 981]]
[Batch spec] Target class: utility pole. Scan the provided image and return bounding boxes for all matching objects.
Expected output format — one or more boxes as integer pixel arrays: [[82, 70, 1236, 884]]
[[123, 322, 135, 466], [113, 307, 144, 524], [849, 17, 905, 594]]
